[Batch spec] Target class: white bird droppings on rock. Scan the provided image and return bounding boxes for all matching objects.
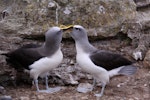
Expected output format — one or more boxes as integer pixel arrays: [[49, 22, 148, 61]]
[[63, 7, 71, 15]]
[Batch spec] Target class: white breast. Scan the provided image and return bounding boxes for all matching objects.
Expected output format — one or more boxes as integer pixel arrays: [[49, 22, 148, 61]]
[[75, 43, 109, 83], [29, 48, 63, 79]]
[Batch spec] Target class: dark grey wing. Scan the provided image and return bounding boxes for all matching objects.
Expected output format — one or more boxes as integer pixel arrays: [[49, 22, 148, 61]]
[[5, 44, 44, 70], [20, 44, 40, 49], [90, 50, 133, 70]]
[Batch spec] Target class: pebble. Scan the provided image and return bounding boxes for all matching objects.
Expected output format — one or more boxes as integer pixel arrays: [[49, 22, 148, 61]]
[[20, 96, 30, 100], [0, 86, 5, 94], [66, 66, 75, 73], [70, 60, 75, 65], [77, 83, 93, 93], [69, 74, 78, 84], [86, 74, 93, 80], [144, 84, 147, 87], [81, 95, 89, 100], [37, 95, 45, 100], [134, 97, 140, 100], [0, 96, 12, 100], [129, 98, 134, 100]]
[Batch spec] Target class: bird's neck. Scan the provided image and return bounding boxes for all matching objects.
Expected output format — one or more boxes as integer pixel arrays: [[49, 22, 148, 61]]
[[75, 39, 96, 54], [40, 41, 60, 56]]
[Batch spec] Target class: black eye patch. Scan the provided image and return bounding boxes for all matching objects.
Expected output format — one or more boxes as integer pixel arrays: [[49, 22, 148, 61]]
[[75, 28, 81, 31]]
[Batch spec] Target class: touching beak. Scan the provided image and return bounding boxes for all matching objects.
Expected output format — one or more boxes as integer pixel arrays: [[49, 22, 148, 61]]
[[60, 25, 74, 31]]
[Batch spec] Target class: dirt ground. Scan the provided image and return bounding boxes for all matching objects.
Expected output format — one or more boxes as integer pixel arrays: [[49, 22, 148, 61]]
[[0, 33, 150, 100]]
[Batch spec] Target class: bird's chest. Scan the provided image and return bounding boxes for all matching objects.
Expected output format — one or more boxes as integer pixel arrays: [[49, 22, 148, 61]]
[[76, 45, 93, 72], [30, 49, 63, 70], [48, 49, 63, 66], [76, 52, 96, 73]]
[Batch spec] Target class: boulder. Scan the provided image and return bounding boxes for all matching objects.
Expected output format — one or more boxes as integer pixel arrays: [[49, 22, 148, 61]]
[[0, 0, 136, 38], [127, 0, 150, 60], [143, 50, 150, 67]]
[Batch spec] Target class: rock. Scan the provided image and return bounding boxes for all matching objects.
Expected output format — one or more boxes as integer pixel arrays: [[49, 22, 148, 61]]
[[129, 98, 134, 100], [86, 74, 93, 80], [0, 86, 5, 94], [81, 95, 89, 100], [0, 0, 136, 38], [0, 96, 12, 100], [130, 21, 150, 60], [143, 49, 150, 67], [132, 45, 147, 60], [77, 83, 93, 93], [134, 0, 150, 10], [143, 94, 150, 99], [66, 66, 75, 73], [0, 1, 149, 62], [37, 95, 45, 100], [0, 50, 8, 55], [20, 96, 30, 100], [68, 74, 78, 85], [127, 0, 150, 60]]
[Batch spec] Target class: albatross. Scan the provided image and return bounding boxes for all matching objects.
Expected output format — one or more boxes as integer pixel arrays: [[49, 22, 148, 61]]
[[3, 26, 69, 93], [69, 25, 137, 97]]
